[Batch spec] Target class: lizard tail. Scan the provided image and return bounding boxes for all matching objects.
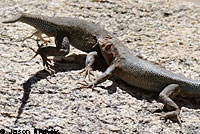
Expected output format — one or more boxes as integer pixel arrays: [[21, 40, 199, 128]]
[[2, 12, 23, 23]]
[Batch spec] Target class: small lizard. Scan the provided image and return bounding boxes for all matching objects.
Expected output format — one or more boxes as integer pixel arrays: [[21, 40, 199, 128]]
[[2, 12, 109, 73], [80, 35, 200, 126]]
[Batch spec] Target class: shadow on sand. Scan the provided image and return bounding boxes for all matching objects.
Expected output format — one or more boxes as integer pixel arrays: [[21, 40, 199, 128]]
[[14, 52, 108, 124], [14, 54, 86, 124]]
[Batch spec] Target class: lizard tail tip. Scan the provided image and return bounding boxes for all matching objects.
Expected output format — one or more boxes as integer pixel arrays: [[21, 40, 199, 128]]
[[2, 12, 23, 23]]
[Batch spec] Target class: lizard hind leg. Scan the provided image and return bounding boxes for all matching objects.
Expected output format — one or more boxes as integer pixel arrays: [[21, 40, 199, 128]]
[[22, 30, 50, 45], [158, 84, 182, 127]]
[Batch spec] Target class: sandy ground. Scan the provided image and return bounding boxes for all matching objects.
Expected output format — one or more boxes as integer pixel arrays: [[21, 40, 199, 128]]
[[1, 0, 200, 133], [183, 0, 200, 4]]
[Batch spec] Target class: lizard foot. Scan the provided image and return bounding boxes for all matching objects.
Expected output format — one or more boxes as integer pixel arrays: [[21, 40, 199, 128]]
[[76, 81, 100, 92], [79, 66, 95, 81], [44, 64, 55, 74], [43, 59, 56, 74], [22, 37, 50, 45], [22, 31, 50, 45], [77, 80, 94, 88], [155, 110, 182, 127]]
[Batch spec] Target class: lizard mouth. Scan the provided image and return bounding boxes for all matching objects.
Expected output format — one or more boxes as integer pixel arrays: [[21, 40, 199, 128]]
[[102, 42, 114, 60]]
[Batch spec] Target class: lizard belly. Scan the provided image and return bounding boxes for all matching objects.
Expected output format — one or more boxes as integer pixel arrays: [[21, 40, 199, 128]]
[[114, 57, 179, 92], [114, 56, 200, 96], [67, 32, 97, 52], [115, 67, 165, 92]]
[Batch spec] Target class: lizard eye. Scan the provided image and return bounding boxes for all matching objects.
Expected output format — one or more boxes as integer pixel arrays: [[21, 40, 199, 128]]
[[104, 43, 112, 52]]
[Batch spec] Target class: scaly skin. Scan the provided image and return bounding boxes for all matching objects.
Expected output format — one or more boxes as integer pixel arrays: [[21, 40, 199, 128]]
[[4, 12, 199, 125], [2, 12, 109, 73], [83, 35, 200, 126]]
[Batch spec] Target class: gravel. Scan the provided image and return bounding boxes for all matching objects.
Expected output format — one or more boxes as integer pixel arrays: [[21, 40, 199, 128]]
[[1, 0, 200, 133]]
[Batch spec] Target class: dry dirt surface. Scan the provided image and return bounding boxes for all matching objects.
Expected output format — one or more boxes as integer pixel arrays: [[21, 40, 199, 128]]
[[1, 0, 200, 133]]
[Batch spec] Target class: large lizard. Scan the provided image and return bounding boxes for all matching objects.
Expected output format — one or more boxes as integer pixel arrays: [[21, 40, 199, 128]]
[[2, 12, 109, 74], [3, 12, 199, 126], [80, 35, 200, 126]]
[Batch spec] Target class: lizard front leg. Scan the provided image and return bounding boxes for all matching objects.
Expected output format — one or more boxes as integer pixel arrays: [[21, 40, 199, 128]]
[[159, 84, 182, 126], [79, 51, 98, 81], [79, 64, 116, 90]]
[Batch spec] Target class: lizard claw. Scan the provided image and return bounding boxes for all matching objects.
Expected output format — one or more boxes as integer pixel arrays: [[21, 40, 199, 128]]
[[79, 66, 95, 81], [45, 59, 54, 67], [76, 81, 100, 92], [77, 80, 93, 88], [43, 58, 56, 74], [21, 31, 50, 45], [154, 110, 182, 127], [44, 65, 55, 74]]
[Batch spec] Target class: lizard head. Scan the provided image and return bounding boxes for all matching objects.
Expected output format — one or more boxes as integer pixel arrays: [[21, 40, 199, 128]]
[[99, 35, 118, 64], [102, 42, 116, 64]]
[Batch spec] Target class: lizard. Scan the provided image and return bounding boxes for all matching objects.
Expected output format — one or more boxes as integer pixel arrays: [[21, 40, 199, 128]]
[[2, 12, 109, 74], [3, 12, 199, 125], [79, 34, 200, 126]]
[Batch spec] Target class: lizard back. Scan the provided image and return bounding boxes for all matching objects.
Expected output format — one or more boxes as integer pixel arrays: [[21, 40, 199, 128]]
[[3, 12, 110, 52], [101, 36, 200, 96]]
